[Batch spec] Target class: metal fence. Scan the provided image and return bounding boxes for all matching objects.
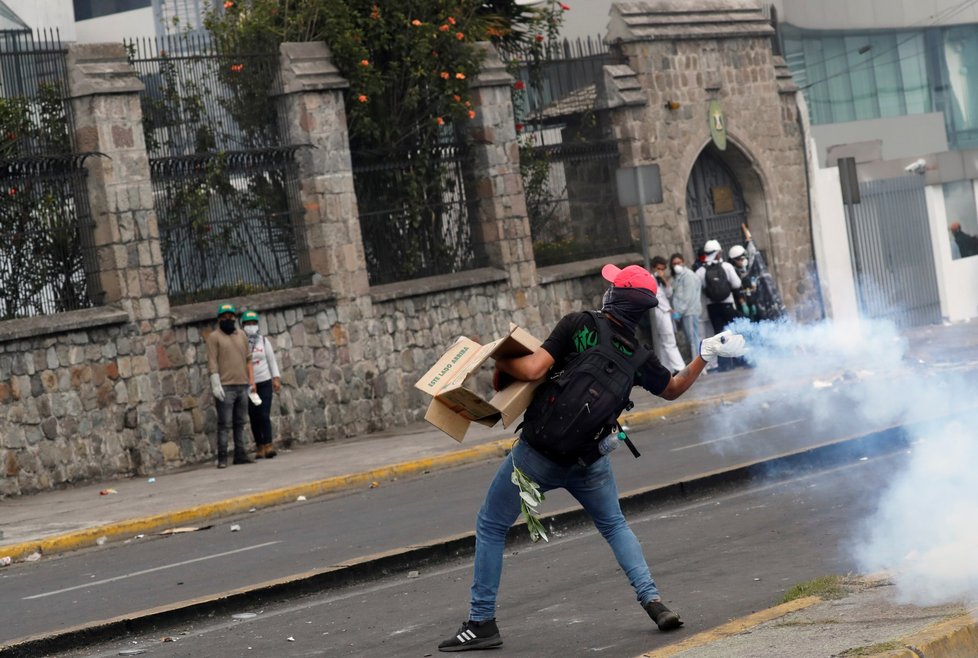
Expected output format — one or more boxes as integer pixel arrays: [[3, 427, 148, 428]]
[[850, 175, 941, 328], [503, 37, 637, 267], [0, 30, 101, 319], [352, 140, 487, 286], [127, 34, 307, 305]]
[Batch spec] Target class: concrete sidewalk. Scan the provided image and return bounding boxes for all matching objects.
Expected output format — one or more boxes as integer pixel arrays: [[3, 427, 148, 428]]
[[1, 321, 976, 658], [639, 576, 978, 658]]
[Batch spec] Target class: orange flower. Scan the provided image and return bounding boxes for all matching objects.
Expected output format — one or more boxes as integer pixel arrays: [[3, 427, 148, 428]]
[[558, 2, 570, 9], [535, 34, 544, 42], [223, 0, 233, 8], [468, 110, 476, 119], [436, 117, 445, 126], [360, 59, 369, 66], [358, 95, 368, 103], [411, 19, 422, 26], [453, 94, 461, 102], [447, 16, 456, 25], [439, 24, 450, 32], [370, 5, 380, 19], [456, 32, 464, 40], [440, 71, 450, 79], [455, 72, 466, 80], [230, 63, 244, 72], [465, 100, 471, 107]]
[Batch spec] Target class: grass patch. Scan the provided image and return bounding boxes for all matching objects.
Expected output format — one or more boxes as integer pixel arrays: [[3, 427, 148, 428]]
[[780, 575, 849, 603], [837, 641, 904, 656]]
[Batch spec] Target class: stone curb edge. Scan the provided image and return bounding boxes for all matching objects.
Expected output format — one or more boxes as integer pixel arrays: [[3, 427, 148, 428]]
[[0, 421, 915, 657], [636, 595, 823, 657], [0, 389, 747, 563], [868, 607, 978, 658]]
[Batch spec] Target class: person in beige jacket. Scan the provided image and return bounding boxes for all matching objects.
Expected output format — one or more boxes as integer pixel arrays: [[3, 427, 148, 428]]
[[206, 302, 256, 468]]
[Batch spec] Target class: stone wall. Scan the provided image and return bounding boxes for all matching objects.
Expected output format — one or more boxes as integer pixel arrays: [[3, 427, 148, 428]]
[[0, 265, 609, 496]]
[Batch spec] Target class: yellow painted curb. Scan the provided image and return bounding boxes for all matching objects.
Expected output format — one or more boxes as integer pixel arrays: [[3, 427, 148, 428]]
[[636, 596, 822, 658], [865, 607, 978, 658], [0, 439, 516, 562]]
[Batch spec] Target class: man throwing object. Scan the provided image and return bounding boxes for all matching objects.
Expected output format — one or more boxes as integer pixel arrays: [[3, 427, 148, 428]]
[[438, 263, 747, 651]]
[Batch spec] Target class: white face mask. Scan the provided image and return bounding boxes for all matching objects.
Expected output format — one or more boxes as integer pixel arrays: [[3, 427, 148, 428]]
[[672, 264, 684, 274], [244, 325, 259, 336]]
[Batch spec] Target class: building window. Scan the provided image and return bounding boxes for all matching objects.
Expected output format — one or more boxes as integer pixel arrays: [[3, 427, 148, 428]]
[[153, 0, 219, 38], [943, 181, 978, 260], [73, 0, 152, 22], [783, 26, 932, 126], [941, 25, 978, 149]]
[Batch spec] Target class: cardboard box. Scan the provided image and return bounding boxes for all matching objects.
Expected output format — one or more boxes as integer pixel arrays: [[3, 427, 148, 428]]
[[415, 324, 544, 442]]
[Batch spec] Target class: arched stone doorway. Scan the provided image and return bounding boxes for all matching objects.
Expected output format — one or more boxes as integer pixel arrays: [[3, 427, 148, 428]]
[[685, 142, 771, 264]]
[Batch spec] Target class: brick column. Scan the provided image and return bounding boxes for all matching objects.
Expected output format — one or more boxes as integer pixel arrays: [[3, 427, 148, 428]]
[[66, 43, 170, 329], [277, 42, 369, 299], [467, 42, 536, 288]]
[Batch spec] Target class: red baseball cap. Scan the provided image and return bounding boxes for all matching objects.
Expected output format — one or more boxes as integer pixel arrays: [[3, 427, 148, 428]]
[[601, 263, 657, 295]]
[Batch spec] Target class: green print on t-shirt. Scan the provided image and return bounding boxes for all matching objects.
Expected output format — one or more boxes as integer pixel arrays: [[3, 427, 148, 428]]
[[573, 327, 597, 353], [573, 325, 634, 356]]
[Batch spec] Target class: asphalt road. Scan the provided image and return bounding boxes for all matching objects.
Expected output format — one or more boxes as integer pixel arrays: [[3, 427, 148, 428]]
[[51, 444, 908, 657], [1, 383, 900, 646]]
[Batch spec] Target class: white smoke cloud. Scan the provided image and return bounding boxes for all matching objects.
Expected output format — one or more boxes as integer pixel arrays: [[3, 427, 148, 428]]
[[715, 316, 978, 606]]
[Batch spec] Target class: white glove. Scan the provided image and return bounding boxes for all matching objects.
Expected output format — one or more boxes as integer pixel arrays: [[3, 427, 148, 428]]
[[210, 373, 225, 402], [700, 330, 747, 363]]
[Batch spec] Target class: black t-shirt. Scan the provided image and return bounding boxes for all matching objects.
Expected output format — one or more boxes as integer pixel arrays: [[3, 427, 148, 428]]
[[540, 311, 671, 396]]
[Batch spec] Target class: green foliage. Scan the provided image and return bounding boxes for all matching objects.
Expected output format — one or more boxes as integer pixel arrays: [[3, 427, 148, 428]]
[[205, 1, 568, 284], [0, 85, 89, 318]]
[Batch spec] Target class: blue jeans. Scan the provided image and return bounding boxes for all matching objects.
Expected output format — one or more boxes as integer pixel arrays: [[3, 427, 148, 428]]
[[216, 384, 249, 459], [679, 313, 700, 361], [469, 440, 661, 621]]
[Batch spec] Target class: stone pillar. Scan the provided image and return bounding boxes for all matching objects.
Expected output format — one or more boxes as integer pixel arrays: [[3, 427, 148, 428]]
[[277, 42, 369, 299], [66, 43, 170, 329], [467, 42, 536, 289]]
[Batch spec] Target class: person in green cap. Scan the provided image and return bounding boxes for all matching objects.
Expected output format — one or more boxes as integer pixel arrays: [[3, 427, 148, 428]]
[[241, 310, 281, 459], [205, 302, 256, 468]]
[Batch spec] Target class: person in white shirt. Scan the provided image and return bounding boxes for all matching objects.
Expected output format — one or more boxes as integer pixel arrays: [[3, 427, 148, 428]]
[[241, 310, 282, 458], [650, 256, 686, 373], [696, 239, 742, 372]]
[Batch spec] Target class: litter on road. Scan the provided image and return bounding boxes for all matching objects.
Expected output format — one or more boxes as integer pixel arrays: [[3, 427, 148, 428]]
[[230, 524, 241, 532], [100, 489, 118, 496]]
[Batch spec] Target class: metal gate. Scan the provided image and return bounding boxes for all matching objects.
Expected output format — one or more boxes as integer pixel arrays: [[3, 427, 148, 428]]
[[849, 176, 940, 328], [686, 146, 747, 253]]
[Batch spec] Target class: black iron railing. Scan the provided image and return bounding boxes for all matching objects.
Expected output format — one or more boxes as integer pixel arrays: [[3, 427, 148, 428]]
[[353, 141, 487, 286], [127, 34, 307, 305], [0, 30, 102, 319]]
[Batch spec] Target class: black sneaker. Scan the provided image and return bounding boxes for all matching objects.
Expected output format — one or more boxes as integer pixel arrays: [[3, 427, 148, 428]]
[[438, 619, 502, 652], [644, 601, 683, 631]]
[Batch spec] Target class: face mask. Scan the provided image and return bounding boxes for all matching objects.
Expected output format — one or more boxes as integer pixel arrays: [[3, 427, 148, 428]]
[[244, 325, 258, 336], [219, 319, 236, 335], [672, 264, 684, 274]]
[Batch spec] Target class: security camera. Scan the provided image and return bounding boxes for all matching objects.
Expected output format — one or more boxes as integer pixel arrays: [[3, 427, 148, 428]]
[[904, 158, 927, 175]]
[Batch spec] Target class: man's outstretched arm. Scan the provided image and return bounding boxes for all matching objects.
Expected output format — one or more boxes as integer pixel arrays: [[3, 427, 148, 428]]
[[658, 356, 707, 400]]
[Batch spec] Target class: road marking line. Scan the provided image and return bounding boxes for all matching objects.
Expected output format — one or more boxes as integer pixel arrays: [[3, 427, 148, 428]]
[[670, 418, 805, 452], [22, 541, 282, 600]]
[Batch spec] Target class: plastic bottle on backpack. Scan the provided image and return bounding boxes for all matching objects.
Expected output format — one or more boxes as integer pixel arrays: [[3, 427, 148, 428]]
[[598, 432, 624, 455]]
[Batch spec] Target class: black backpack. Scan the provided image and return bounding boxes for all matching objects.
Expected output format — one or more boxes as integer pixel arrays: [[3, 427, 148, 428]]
[[521, 311, 648, 466], [703, 262, 733, 303]]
